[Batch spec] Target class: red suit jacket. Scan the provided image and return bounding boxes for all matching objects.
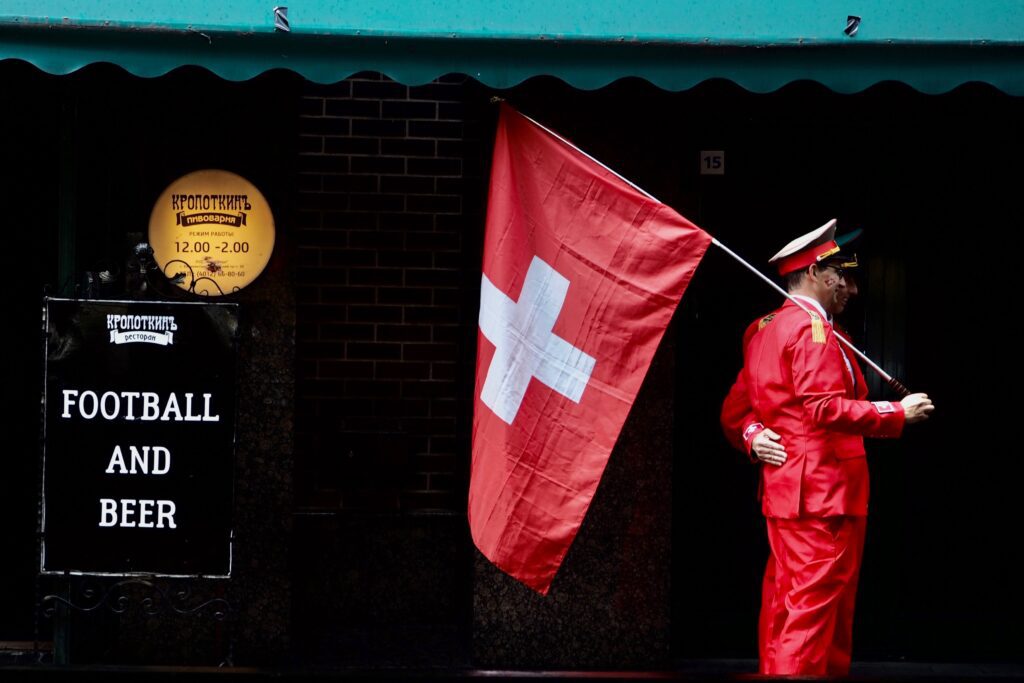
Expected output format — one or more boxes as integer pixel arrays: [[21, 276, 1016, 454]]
[[736, 300, 905, 518], [722, 310, 872, 454]]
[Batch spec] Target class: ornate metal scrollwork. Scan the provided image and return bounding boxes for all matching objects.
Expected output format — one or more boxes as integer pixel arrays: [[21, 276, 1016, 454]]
[[41, 578, 230, 620], [71, 242, 242, 300], [161, 258, 231, 297]]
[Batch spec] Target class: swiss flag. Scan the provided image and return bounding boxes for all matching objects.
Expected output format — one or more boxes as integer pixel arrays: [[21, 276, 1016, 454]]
[[469, 105, 711, 593]]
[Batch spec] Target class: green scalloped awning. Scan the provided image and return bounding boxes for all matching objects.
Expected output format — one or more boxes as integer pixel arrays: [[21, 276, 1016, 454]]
[[3, 0, 1024, 93]]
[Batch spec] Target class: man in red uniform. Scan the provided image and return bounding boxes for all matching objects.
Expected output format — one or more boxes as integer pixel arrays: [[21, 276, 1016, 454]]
[[720, 241, 862, 673], [728, 219, 933, 676]]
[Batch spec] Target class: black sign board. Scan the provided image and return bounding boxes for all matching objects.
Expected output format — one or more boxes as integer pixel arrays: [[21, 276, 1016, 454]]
[[42, 298, 237, 577]]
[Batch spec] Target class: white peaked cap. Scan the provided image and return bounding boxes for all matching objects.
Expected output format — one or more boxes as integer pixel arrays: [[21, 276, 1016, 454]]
[[767, 219, 842, 275], [769, 219, 837, 263]]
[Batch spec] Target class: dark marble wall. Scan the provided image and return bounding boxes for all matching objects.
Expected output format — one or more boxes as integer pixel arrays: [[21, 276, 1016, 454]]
[[472, 336, 675, 669], [227, 254, 296, 664], [291, 513, 471, 667]]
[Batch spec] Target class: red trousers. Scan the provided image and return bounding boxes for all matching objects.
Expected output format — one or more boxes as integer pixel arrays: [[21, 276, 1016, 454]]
[[759, 516, 867, 676]]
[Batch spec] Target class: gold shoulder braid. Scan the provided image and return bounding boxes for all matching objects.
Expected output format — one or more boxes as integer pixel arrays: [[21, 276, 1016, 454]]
[[757, 313, 776, 331], [809, 311, 827, 344]]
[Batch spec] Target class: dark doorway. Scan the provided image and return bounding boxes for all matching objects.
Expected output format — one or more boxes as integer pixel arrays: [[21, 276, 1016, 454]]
[[0, 60, 60, 641], [671, 80, 1024, 664]]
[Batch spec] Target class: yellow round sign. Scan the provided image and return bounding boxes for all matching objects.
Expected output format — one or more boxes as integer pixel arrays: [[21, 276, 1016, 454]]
[[148, 169, 275, 296]]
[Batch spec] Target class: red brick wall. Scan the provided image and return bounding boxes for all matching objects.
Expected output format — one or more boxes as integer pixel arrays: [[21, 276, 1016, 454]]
[[293, 74, 488, 513]]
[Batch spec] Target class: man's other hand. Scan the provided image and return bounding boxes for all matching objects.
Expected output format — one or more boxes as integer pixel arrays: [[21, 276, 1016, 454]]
[[753, 428, 787, 466]]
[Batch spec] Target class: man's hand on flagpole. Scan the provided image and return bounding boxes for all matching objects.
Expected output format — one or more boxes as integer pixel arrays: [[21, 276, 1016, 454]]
[[752, 428, 787, 466], [900, 393, 935, 424]]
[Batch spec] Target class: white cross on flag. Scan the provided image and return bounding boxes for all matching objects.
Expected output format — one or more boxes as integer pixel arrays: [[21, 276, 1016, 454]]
[[469, 104, 711, 593]]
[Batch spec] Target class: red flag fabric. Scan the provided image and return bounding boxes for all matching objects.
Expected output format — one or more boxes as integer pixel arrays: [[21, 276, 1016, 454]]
[[469, 104, 712, 594]]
